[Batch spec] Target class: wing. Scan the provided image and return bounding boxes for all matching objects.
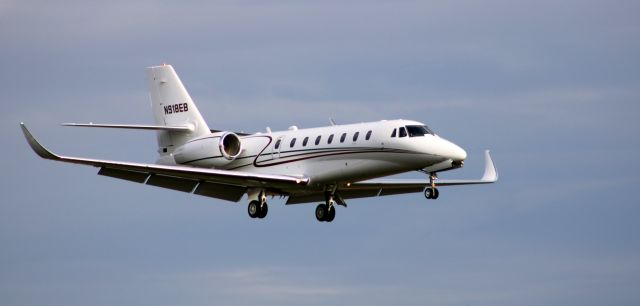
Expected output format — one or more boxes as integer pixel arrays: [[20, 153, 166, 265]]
[[21, 123, 308, 202], [286, 150, 497, 204]]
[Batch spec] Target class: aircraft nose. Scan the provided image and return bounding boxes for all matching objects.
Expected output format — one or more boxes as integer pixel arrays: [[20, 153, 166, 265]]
[[447, 141, 467, 162]]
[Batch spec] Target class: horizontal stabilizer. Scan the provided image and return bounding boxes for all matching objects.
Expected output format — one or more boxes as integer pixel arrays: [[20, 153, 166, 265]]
[[62, 123, 194, 132]]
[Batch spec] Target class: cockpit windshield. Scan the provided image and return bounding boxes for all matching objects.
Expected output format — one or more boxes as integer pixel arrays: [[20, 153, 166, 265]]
[[406, 125, 435, 137]]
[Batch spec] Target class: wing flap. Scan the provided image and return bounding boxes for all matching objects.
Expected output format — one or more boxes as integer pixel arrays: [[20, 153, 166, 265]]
[[194, 182, 247, 202], [98, 167, 149, 183], [146, 174, 198, 193]]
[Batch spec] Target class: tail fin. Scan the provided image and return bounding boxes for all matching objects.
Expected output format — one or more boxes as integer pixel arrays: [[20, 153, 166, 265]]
[[146, 64, 210, 155]]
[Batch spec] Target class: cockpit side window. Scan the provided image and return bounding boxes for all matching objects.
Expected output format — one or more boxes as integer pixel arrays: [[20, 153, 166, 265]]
[[399, 127, 407, 137], [424, 125, 435, 135], [406, 125, 435, 137], [391, 128, 397, 137]]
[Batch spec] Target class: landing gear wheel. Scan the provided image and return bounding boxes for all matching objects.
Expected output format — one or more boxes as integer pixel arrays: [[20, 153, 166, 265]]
[[424, 188, 439, 200], [315, 204, 328, 222], [325, 205, 336, 222], [248, 200, 260, 218], [424, 188, 433, 199], [258, 203, 268, 219]]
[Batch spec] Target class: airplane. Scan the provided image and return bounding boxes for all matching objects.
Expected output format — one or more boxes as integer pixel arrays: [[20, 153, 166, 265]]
[[20, 64, 498, 222]]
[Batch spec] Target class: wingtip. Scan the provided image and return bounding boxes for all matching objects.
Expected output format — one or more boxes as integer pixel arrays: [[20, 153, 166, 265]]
[[481, 150, 498, 182], [20, 123, 60, 160]]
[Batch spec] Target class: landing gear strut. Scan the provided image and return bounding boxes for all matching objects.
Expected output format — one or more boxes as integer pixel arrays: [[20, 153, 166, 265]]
[[424, 172, 440, 200]]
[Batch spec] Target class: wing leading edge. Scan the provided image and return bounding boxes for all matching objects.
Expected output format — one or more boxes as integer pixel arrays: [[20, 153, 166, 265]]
[[20, 123, 309, 202]]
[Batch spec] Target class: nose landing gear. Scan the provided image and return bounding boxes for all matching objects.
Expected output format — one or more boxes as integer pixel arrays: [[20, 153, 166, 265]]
[[424, 172, 440, 200], [424, 187, 439, 199]]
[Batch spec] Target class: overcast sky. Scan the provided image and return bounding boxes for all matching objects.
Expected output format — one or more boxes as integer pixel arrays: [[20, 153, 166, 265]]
[[2, 1, 639, 305]]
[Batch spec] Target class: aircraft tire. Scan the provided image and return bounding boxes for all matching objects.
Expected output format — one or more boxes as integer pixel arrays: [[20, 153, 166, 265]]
[[258, 203, 268, 219], [424, 188, 433, 199], [425, 187, 439, 200], [248, 200, 260, 218], [315, 204, 327, 222], [326, 205, 336, 222]]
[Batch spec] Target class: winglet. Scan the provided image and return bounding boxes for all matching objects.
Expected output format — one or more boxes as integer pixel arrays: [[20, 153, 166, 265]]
[[20, 123, 61, 160], [480, 150, 498, 182]]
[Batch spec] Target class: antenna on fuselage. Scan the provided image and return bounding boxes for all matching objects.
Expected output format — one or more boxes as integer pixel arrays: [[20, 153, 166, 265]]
[[329, 118, 337, 126]]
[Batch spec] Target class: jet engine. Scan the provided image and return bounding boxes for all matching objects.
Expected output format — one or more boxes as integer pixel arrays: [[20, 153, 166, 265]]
[[173, 132, 243, 168], [218, 132, 242, 160]]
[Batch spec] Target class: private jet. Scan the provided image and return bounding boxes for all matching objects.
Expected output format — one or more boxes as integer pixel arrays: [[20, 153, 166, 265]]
[[20, 64, 497, 222]]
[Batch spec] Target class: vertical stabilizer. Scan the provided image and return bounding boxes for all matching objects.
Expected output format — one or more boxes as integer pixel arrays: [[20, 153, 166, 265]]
[[146, 64, 210, 155]]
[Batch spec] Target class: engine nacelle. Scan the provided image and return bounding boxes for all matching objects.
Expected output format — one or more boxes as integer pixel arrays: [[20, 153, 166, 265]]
[[173, 132, 243, 168], [218, 132, 242, 160]]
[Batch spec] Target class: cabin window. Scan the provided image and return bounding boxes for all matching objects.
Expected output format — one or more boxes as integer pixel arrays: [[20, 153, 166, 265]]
[[340, 133, 347, 143], [399, 127, 407, 138], [274, 139, 281, 149], [353, 132, 359, 141], [290, 138, 296, 148], [328, 134, 334, 144], [303, 137, 309, 146], [315, 135, 321, 145], [366, 130, 372, 140], [391, 128, 397, 137]]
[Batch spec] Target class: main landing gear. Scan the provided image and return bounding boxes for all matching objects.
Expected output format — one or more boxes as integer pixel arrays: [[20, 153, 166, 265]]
[[247, 189, 268, 219], [248, 200, 268, 218], [315, 203, 336, 222], [316, 189, 344, 222]]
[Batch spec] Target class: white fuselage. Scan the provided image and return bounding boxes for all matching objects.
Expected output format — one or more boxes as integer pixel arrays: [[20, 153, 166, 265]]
[[171, 119, 467, 188]]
